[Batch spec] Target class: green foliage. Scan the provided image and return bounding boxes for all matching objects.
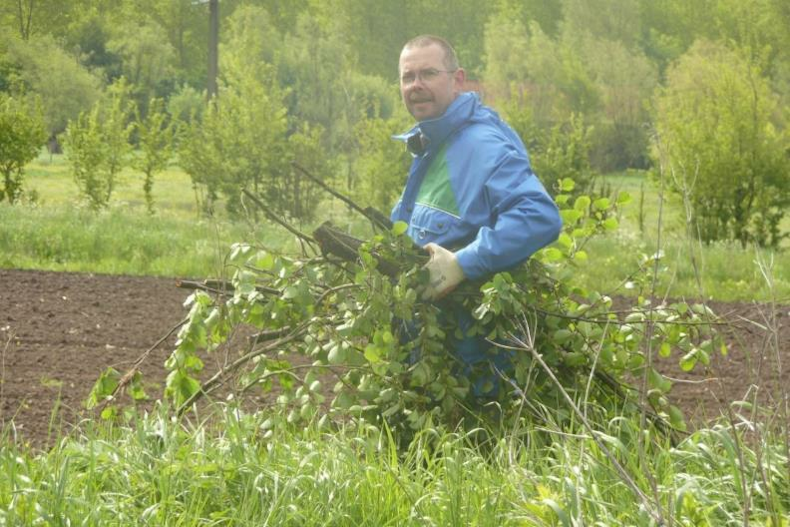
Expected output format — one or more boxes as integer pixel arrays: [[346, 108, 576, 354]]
[[506, 105, 596, 197], [129, 180, 724, 442], [2, 34, 103, 135], [166, 83, 204, 124], [63, 79, 134, 209], [133, 98, 175, 214], [179, 67, 294, 217], [655, 39, 790, 247], [0, 92, 46, 203], [106, 20, 176, 109], [351, 110, 412, 213]]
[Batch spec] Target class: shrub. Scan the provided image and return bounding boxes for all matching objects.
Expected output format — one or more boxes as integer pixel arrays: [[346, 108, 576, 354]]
[[654, 40, 790, 247], [0, 92, 46, 203]]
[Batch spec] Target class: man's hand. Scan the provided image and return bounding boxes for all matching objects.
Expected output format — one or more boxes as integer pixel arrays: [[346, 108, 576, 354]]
[[422, 243, 465, 301]]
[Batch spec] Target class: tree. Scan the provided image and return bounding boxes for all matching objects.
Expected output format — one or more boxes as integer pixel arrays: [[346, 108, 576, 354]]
[[0, 92, 46, 203], [106, 21, 176, 110], [64, 79, 134, 209], [134, 97, 175, 214], [655, 40, 790, 247], [352, 110, 412, 213], [2, 34, 103, 136], [180, 66, 292, 217]]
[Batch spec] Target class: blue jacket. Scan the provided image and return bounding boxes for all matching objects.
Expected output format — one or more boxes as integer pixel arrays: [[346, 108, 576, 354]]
[[391, 92, 561, 280]]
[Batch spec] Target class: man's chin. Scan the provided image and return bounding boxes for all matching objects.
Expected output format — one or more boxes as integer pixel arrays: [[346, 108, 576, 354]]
[[409, 103, 439, 121]]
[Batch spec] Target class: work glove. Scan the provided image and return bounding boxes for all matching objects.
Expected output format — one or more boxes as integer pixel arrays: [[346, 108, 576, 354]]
[[422, 243, 465, 301]]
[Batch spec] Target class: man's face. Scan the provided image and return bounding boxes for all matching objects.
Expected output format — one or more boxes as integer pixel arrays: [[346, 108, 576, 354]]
[[399, 44, 465, 121]]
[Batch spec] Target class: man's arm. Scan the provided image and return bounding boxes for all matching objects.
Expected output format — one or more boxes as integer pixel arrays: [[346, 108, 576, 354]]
[[454, 151, 561, 280]]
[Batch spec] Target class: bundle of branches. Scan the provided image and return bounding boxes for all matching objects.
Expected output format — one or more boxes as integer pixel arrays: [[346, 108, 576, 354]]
[[90, 178, 725, 441]]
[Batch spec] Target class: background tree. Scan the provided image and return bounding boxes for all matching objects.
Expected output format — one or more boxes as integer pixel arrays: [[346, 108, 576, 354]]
[[106, 21, 177, 112], [654, 39, 789, 247], [2, 34, 102, 138], [0, 91, 46, 203], [64, 79, 134, 209], [352, 110, 412, 213], [180, 65, 291, 217], [134, 97, 175, 214]]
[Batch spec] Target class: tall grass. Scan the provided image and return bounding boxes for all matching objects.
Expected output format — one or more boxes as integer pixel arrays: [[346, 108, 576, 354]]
[[1, 405, 787, 525], [0, 203, 256, 278]]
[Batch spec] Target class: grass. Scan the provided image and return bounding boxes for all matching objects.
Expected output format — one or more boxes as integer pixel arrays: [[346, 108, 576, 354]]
[[1, 152, 336, 278], [574, 170, 790, 303], [1, 404, 787, 525]]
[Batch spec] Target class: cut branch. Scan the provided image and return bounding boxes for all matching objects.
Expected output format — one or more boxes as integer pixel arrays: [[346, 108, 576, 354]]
[[241, 189, 318, 251], [293, 162, 392, 230], [177, 323, 309, 415]]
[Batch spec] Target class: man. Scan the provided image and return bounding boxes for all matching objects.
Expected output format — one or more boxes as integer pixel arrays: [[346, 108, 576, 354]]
[[391, 35, 562, 395]]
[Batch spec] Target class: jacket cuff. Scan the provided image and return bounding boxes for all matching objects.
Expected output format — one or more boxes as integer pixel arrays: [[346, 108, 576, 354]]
[[455, 246, 485, 281]]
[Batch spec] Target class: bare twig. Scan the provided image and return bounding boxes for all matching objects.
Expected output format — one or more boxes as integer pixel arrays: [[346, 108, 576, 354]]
[[177, 278, 280, 296], [177, 323, 310, 415], [501, 313, 665, 525], [292, 162, 392, 230], [95, 317, 189, 414], [241, 189, 319, 251]]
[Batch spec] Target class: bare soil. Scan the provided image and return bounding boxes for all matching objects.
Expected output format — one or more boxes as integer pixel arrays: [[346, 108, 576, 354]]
[[1, 269, 787, 449]]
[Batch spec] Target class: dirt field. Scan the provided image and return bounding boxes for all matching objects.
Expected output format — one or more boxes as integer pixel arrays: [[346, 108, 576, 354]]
[[1, 268, 787, 448]]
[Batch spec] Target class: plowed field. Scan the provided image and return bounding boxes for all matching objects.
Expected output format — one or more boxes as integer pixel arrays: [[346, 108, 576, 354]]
[[1, 269, 787, 448]]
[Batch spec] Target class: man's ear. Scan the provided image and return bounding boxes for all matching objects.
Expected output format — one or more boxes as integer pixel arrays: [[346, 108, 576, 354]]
[[453, 68, 466, 93]]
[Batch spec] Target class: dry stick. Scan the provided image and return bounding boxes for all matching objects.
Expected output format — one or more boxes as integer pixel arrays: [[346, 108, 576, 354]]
[[177, 278, 280, 297], [0, 330, 13, 422], [755, 254, 790, 497], [498, 316, 664, 525], [241, 189, 319, 251], [177, 324, 309, 415], [671, 152, 755, 525], [292, 162, 392, 230], [96, 317, 189, 413], [502, 315, 665, 526], [748, 284, 783, 525]]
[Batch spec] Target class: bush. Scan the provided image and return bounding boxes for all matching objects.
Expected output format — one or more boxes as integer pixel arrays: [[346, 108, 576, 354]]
[[63, 79, 134, 209], [0, 92, 46, 203], [654, 40, 790, 247]]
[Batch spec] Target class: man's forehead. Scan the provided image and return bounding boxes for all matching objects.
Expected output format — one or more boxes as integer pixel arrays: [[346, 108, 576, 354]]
[[399, 43, 446, 69]]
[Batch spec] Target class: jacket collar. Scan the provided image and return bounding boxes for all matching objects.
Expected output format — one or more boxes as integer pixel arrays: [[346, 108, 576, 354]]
[[393, 92, 478, 156]]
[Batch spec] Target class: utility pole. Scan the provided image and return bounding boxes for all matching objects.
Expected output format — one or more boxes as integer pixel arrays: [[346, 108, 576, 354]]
[[207, 0, 219, 100]]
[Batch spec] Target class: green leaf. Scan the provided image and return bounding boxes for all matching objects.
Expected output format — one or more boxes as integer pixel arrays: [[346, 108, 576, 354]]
[[85, 367, 121, 409], [542, 248, 564, 262], [593, 197, 610, 210], [391, 221, 408, 236], [557, 233, 573, 249], [668, 405, 687, 431], [364, 344, 381, 363], [553, 329, 573, 344], [648, 368, 672, 392], [573, 250, 588, 262], [679, 350, 697, 372], [617, 192, 632, 205], [560, 209, 583, 224], [659, 342, 672, 358], [573, 195, 591, 211], [254, 251, 274, 271], [327, 344, 346, 365], [603, 218, 619, 231], [560, 178, 576, 192]]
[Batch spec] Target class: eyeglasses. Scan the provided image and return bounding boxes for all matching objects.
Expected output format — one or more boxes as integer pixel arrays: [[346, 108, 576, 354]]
[[400, 68, 456, 85]]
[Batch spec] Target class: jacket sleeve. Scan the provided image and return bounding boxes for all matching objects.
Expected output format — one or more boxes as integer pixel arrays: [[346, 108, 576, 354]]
[[454, 151, 562, 280]]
